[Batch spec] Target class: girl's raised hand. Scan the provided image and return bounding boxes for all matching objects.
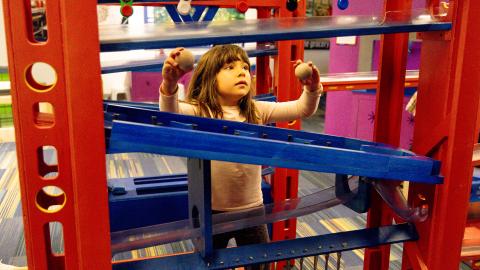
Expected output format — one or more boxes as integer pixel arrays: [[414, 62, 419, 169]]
[[161, 48, 193, 95], [294, 60, 321, 93]]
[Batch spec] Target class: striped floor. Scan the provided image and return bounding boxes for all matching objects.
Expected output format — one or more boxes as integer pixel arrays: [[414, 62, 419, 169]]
[[0, 111, 470, 269]]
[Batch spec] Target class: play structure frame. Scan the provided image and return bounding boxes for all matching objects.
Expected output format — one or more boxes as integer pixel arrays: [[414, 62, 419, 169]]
[[2, 0, 480, 269]]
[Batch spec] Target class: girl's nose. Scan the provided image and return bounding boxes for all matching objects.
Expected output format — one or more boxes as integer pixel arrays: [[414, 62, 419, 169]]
[[238, 69, 246, 77]]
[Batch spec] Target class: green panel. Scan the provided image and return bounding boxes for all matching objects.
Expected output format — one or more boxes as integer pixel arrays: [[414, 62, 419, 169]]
[[0, 73, 9, 81], [0, 103, 13, 127]]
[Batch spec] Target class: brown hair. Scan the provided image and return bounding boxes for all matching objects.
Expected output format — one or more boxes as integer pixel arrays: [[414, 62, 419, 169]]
[[186, 44, 259, 124]]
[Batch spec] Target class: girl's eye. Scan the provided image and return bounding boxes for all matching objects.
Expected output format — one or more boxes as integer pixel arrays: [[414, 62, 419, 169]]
[[243, 66, 249, 70]]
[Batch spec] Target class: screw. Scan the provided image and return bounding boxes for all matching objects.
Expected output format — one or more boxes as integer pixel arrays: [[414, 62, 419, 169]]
[[151, 115, 157, 125]]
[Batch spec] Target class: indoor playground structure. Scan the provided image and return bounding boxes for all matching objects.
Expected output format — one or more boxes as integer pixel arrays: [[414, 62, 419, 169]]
[[2, 0, 480, 269]]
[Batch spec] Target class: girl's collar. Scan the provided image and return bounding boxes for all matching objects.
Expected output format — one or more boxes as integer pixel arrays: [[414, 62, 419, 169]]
[[221, 105, 240, 109]]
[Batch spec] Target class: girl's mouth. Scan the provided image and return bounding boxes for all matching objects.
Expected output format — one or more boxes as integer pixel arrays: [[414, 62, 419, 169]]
[[235, 81, 248, 86]]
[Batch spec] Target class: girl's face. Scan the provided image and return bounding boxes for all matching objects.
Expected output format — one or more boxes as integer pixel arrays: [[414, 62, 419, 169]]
[[215, 60, 251, 106]]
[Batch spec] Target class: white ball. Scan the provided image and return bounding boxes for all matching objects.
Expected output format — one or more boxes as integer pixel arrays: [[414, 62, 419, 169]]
[[295, 63, 312, 80], [177, 0, 192, 15], [176, 49, 194, 72]]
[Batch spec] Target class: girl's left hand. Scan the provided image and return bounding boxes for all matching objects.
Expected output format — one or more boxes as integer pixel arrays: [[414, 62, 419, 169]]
[[294, 60, 321, 92]]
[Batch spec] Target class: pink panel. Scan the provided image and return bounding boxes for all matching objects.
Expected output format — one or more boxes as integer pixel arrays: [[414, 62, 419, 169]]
[[348, 92, 415, 149], [131, 71, 193, 102], [131, 72, 161, 102]]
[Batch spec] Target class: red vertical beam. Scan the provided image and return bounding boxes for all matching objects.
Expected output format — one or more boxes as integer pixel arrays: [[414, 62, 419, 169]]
[[271, 18, 293, 249], [408, 1, 480, 269], [284, 1, 306, 243], [271, 41, 295, 238], [406, 33, 451, 270], [271, 2, 305, 269], [60, 1, 112, 269], [2, 0, 111, 269], [255, 8, 272, 95], [364, 1, 411, 270]]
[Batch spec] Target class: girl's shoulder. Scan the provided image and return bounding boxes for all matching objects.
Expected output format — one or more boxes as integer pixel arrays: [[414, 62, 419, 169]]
[[178, 100, 200, 116], [252, 100, 272, 122]]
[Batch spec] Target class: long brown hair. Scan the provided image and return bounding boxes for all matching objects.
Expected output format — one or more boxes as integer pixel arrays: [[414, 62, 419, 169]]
[[186, 45, 259, 124]]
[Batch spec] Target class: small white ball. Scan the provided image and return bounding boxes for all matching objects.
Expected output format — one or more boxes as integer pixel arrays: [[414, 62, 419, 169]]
[[176, 49, 194, 72], [295, 63, 312, 80], [177, 0, 192, 16]]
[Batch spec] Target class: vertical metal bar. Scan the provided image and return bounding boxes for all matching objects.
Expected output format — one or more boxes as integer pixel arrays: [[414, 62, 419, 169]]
[[188, 158, 213, 259], [364, 1, 412, 270], [2, 0, 111, 268], [408, 1, 480, 269], [271, 4, 307, 269], [61, 0, 112, 267], [255, 8, 272, 95]]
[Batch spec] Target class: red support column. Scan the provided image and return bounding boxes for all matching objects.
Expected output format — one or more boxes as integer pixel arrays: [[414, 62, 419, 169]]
[[406, 1, 480, 269], [255, 7, 272, 95], [271, 37, 298, 270], [364, 1, 412, 270], [271, 2, 305, 269], [2, 0, 111, 269]]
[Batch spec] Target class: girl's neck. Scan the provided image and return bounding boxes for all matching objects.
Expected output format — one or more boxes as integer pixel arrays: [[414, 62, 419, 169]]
[[221, 104, 239, 108], [218, 96, 241, 107]]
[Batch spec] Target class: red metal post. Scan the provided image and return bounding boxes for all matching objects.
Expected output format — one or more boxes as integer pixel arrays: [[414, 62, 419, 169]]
[[2, 0, 111, 269], [270, 2, 306, 269], [364, 1, 412, 270], [255, 7, 273, 95], [405, 1, 480, 269]]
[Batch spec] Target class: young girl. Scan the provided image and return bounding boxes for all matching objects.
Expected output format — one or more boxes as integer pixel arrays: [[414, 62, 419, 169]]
[[160, 45, 322, 270]]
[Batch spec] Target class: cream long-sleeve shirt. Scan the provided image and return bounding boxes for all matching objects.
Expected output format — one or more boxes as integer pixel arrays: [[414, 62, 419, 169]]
[[160, 87, 322, 211]]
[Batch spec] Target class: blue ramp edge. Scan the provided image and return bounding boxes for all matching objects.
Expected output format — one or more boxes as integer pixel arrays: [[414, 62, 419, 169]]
[[100, 15, 451, 51], [105, 106, 443, 184], [112, 223, 418, 270]]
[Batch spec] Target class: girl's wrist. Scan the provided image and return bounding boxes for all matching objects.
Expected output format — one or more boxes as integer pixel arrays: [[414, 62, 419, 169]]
[[305, 83, 323, 94], [160, 81, 179, 96]]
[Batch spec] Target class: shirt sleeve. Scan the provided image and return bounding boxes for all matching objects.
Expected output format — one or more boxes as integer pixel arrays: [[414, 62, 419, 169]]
[[159, 91, 197, 116], [255, 86, 322, 124]]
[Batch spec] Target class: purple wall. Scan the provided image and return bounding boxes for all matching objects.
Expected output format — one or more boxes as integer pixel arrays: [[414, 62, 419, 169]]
[[131, 71, 193, 102], [325, 0, 424, 140], [324, 0, 383, 137]]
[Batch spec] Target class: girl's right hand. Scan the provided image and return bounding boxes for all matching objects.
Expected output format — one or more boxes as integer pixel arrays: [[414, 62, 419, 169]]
[[161, 48, 189, 95]]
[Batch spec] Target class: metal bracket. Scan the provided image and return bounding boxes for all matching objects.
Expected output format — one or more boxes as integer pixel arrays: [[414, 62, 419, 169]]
[[335, 174, 371, 213], [188, 158, 213, 259]]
